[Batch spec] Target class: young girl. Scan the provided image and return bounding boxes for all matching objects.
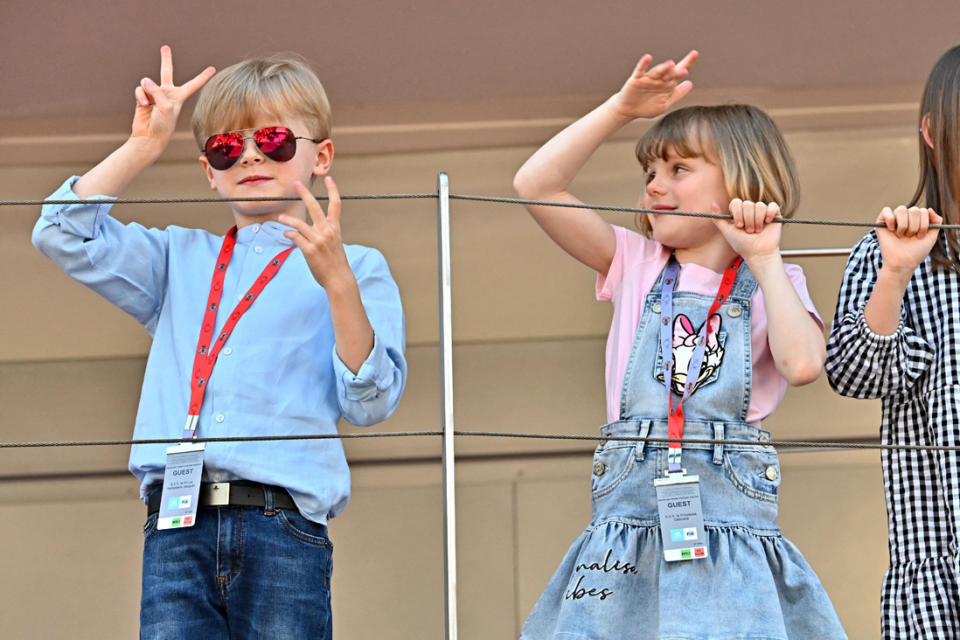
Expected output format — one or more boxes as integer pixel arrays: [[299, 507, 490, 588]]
[[515, 52, 846, 639], [826, 45, 959, 639]]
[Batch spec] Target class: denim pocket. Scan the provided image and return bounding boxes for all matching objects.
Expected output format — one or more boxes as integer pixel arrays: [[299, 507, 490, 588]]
[[590, 444, 636, 499], [723, 448, 780, 503], [653, 329, 727, 395], [277, 509, 333, 549]]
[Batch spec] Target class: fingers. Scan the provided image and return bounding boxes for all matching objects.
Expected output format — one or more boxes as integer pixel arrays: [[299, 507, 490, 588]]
[[893, 206, 909, 237], [882, 205, 935, 238], [917, 207, 930, 238], [151, 44, 214, 101], [727, 199, 781, 233], [292, 181, 325, 227], [278, 209, 313, 234], [159, 45, 173, 86], [140, 77, 171, 110], [671, 80, 694, 103], [765, 202, 781, 223], [181, 66, 217, 100], [135, 85, 150, 108], [728, 198, 745, 229], [323, 176, 341, 227], [676, 50, 699, 71], [646, 59, 677, 80], [631, 54, 654, 79], [632, 51, 697, 82], [877, 206, 896, 231]]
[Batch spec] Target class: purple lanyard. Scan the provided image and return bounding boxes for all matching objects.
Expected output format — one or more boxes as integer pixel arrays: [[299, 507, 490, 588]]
[[659, 256, 741, 472]]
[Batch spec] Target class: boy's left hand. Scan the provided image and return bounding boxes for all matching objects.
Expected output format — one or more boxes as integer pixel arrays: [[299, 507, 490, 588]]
[[713, 199, 783, 264], [281, 177, 353, 289]]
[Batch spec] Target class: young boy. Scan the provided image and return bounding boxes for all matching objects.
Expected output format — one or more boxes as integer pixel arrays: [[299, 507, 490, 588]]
[[32, 46, 407, 638]]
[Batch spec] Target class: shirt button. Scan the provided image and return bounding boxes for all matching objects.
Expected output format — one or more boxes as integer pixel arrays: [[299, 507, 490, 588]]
[[758, 433, 770, 443], [593, 461, 606, 477], [727, 305, 742, 318], [213, 473, 222, 482], [222, 347, 232, 355], [254, 246, 264, 254], [215, 414, 225, 423], [765, 466, 778, 481], [252, 224, 261, 233], [652, 302, 662, 313]]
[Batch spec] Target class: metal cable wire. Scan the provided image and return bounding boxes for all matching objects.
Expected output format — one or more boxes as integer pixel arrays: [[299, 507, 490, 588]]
[[0, 429, 954, 453], [449, 194, 960, 230], [3, 187, 949, 453], [7, 192, 959, 230], [4, 194, 436, 206]]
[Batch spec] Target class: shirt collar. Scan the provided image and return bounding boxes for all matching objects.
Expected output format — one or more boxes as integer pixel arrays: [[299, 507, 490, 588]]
[[234, 220, 296, 246]]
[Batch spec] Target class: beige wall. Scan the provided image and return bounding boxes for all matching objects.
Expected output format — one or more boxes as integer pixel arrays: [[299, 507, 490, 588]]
[[0, 126, 911, 637]]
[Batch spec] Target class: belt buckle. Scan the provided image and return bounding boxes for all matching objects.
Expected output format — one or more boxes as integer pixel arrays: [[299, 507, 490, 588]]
[[202, 482, 231, 506]]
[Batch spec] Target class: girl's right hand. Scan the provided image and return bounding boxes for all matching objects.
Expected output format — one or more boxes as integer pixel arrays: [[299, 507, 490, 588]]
[[130, 45, 215, 156], [875, 205, 942, 274], [610, 51, 698, 121]]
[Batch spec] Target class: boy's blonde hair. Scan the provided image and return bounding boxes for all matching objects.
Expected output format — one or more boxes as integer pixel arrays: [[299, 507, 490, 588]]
[[634, 104, 800, 236], [192, 54, 331, 148]]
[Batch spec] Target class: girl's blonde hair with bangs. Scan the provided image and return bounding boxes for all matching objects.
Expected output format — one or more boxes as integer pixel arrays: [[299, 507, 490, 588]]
[[191, 54, 331, 149], [633, 104, 799, 237]]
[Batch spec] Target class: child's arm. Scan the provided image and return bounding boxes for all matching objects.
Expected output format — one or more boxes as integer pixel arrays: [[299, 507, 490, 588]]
[[714, 200, 825, 385], [280, 179, 406, 425], [282, 179, 374, 372], [863, 206, 941, 333], [513, 52, 697, 274], [75, 46, 215, 198], [32, 47, 215, 330], [825, 207, 938, 399]]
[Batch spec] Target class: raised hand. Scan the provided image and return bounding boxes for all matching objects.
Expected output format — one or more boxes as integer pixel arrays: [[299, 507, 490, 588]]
[[713, 199, 783, 263], [131, 45, 215, 153], [875, 205, 941, 275], [610, 51, 698, 120], [280, 177, 353, 289], [280, 177, 375, 372]]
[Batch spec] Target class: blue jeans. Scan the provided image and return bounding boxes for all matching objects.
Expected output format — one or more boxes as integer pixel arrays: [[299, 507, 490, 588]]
[[140, 489, 333, 639]]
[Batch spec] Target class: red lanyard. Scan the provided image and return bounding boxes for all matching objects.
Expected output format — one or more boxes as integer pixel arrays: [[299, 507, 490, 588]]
[[182, 227, 295, 438], [660, 256, 741, 472]]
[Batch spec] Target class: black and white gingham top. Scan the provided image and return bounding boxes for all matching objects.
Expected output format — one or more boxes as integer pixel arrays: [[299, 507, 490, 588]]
[[826, 230, 960, 639]]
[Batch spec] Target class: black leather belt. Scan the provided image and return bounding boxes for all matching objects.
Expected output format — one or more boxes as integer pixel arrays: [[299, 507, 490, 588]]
[[147, 482, 296, 515]]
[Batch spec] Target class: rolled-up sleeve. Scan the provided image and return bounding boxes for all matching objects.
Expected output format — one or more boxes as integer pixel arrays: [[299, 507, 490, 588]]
[[333, 247, 407, 426], [825, 232, 934, 398], [32, 177, 170, 332]]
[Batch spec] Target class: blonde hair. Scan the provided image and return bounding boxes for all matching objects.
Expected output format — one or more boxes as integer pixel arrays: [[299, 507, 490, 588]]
[[909, 45, 960, 270], [191, 54, 331, 148], [633, 104, 800, 236]]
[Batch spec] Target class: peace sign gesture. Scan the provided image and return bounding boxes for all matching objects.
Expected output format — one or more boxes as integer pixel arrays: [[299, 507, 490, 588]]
[[131, 45, 216, 153], [280, 177, 353, 289]]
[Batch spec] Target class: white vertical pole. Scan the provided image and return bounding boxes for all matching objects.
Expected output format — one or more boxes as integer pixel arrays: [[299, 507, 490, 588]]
[[437, 172, 459, 639]]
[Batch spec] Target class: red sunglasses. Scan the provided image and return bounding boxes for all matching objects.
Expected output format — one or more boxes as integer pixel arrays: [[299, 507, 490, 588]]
[[202, 126, 324, 171]]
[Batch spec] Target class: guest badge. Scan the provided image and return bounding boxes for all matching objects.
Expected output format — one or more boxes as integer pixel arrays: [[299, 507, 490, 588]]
[[157, 442, 205, 530], [654, 471, 708, 562]]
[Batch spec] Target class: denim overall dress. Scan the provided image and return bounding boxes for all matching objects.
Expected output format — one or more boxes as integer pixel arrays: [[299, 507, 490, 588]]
[[521, 261, 846, 640]]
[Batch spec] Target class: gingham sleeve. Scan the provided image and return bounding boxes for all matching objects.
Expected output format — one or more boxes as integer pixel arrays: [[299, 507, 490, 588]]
[[825, 231, 934, 399]]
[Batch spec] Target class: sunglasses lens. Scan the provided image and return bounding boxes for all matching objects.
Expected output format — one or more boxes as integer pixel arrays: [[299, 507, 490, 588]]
[[204, 133, 244, 170], [254, 127, 297, 163]]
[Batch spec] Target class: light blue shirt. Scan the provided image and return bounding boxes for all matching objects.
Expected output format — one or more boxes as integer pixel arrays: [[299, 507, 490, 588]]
[[33, 177, 407, 523]]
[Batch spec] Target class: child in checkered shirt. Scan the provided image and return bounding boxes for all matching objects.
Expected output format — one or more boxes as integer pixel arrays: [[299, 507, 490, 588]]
[[826, 45, 960, 639]]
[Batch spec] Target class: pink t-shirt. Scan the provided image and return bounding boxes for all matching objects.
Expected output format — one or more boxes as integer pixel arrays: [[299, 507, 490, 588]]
[[596, 225, 823, 425]]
